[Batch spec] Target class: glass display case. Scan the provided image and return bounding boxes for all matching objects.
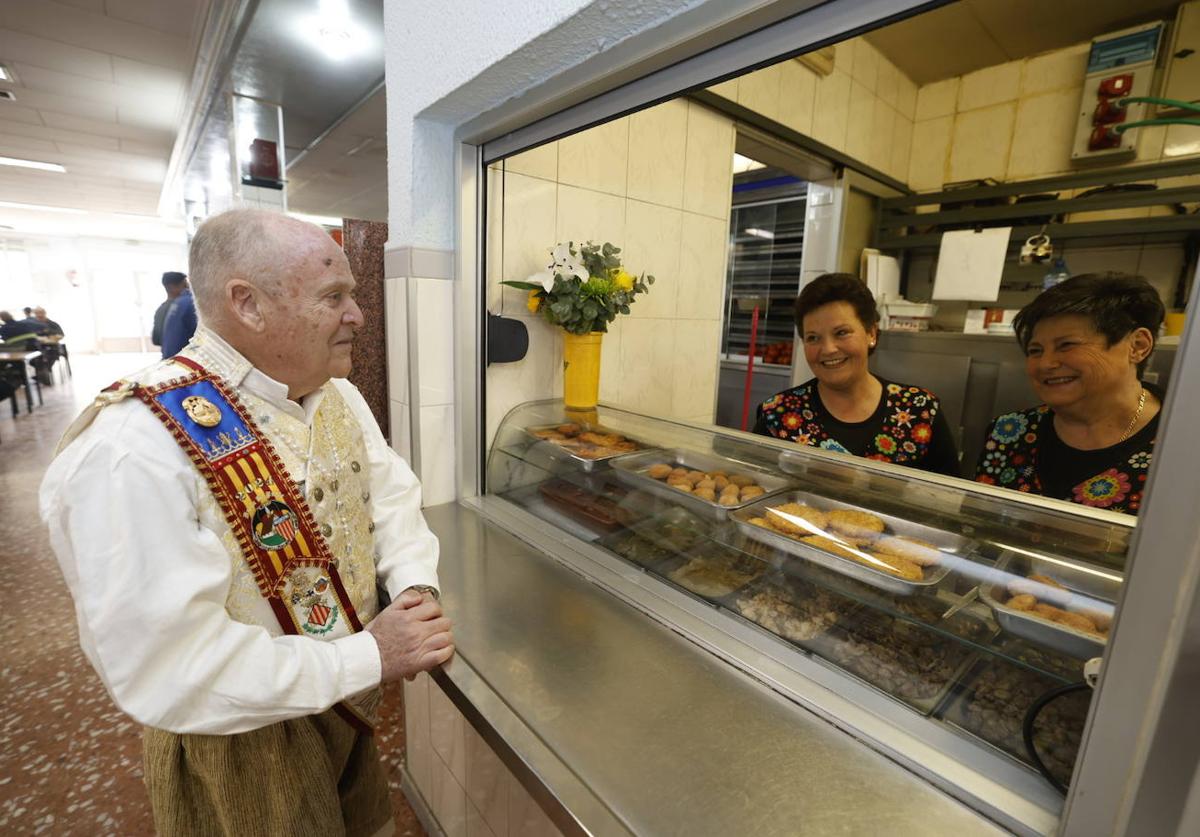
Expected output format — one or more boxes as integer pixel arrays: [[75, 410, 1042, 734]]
[[486, 399, 1135, 797]]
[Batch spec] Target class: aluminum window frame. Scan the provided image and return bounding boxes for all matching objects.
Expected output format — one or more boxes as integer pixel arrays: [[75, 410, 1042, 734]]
[[452, 0, 1200, 833]]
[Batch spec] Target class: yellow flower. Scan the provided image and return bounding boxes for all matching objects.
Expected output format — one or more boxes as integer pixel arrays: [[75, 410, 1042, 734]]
[[527, 289, 541, 313], [614, 269, 635, 291]]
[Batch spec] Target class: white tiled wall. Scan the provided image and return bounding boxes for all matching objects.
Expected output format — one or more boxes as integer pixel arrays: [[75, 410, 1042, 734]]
[[712, 38, 919, 184], [404, 674, 564, 837], [484, 98, 734, 448]]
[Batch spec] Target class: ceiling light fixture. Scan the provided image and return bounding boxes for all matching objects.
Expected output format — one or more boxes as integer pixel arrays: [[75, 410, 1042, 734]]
[[733, 153, 766, 173], [0, 156, 67, 173], [0, 200, 87, 214], [0, 64, 10, 82], [299, 0, 369, 61]]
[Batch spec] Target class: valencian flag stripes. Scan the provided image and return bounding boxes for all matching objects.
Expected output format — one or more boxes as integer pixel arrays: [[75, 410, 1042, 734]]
[[124, 355, 378, 733]]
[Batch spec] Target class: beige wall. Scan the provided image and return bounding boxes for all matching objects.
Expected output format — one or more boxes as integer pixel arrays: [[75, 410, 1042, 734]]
[[906, 41, 1200, 196], [708, 37, 918, 185], [485, 98, 735, 446]]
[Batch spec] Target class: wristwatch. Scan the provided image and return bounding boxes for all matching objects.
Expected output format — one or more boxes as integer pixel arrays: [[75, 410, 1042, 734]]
[[405, 584, 441, 601]]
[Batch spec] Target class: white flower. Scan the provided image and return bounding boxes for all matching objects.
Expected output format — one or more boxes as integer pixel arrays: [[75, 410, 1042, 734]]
[[528, 242, 589, 292]]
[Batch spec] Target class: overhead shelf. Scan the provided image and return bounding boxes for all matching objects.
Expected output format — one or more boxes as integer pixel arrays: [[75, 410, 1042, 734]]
[[874, 157, 1200, 252]]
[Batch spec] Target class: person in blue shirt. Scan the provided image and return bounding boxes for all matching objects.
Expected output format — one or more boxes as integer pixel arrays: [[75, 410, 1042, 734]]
[[152, 272, 188, 348], [160, 284, 197, 358]]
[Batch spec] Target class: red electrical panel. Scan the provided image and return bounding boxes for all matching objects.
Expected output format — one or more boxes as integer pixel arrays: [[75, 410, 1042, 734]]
[[1092, 98, 1127, 124], [1097, 73, 1134, 97]]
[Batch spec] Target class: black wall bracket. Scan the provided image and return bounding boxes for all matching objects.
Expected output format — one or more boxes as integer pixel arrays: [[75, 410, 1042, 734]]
[[486, 313, 529, 366]]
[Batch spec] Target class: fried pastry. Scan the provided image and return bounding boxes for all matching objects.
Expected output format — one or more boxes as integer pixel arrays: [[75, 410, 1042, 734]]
[[729, 474, 755, 488], [695, 488, 716, 502], [800, 535, 864, 562], [764, 503, 828, 535], [860, 550, 924, 581], [826, 509, 886, 541], [739, 485, 766, 501], [647, 463, 673, 480], [874, 535, 941, 567], [1053, 611, 1099, 634], [556, 423, 581, 436], [1006, 594, 1037, 611]]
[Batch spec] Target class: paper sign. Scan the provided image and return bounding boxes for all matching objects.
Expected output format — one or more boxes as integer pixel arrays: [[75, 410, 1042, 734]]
[[931, 227, 1011, 301]]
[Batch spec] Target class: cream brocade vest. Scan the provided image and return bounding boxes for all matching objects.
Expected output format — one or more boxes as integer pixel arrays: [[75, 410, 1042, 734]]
[[218, 383, 381, 633], [62, 344, 382, 637]]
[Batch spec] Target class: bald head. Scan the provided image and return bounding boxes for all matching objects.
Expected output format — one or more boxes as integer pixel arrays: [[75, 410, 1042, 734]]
[[188, 209, 338, 326], [186, 208, 360, 399]]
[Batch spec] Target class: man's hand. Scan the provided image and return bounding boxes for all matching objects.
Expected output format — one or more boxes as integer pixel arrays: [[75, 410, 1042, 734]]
[[366, 589, 454, 683]]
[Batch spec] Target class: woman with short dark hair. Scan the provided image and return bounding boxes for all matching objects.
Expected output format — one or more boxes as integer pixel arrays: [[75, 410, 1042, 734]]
[[975, 272, 1165, 514], [754, 273, 960, 476]]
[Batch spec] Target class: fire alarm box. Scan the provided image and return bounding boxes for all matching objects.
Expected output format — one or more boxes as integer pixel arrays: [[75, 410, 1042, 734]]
[[1072, 23, 1164, 163], [248, 139, 281, 183]]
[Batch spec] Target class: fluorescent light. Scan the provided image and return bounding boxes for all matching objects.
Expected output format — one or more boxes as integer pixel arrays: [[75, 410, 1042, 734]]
[[0, 156, 67, 173], [733, 152, 766, 173], [0, 201, 87, 214], [288, 211, 343, 227], [298, 0, 370, 61], [744, 227, 775, 240]]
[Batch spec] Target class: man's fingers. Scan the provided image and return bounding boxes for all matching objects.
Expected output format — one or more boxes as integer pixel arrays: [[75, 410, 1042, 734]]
[[421, 644, 455, 669], [420, 630, 454, 653], [405, 600, 443, 622]]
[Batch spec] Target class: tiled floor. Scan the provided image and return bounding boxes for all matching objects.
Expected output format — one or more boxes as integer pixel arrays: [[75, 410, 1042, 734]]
[[0, 353, 424, 836]]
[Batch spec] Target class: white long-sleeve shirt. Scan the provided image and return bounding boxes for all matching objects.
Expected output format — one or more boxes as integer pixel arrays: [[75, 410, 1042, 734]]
[[40, 329, 440, 734]]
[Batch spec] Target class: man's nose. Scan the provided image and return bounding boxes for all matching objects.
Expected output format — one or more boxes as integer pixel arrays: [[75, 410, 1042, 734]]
[[344, 298, 364, 328]]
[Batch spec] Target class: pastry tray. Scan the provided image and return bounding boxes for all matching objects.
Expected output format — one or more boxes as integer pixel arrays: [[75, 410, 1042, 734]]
[[730, 491, 972, 596], [609, 448, 793, 520], [523, 422, 653, 472], [980, 551, 1121, 659]]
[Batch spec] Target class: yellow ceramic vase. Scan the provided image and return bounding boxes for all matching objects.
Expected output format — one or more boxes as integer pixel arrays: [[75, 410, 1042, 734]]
[[562, 331, 603, 410]]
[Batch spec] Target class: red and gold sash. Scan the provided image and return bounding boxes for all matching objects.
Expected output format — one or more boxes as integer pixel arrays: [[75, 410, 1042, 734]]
[[127, 356, 378, 733]]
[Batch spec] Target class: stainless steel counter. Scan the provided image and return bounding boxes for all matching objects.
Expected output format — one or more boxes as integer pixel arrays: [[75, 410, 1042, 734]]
[[424, 500, 1007, 836]]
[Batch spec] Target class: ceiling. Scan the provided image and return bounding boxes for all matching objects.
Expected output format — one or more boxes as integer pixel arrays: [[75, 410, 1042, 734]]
[[867, 0, 1181, 85], [0, 0, 388, 238], [180, 0, 388, 222], [0, 0, 207, 226]]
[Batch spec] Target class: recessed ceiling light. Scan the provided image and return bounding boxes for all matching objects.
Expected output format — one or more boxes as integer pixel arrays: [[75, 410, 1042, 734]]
[[0, 156, 67, 173], [0, 200, 87, 214], [0, 91, 15, 102], [298, 0, 370, 61], [733, 153, 766, 173], [0, 64, 10, 82]]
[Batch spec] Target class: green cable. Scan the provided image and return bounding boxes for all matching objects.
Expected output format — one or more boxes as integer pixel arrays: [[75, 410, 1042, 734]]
[[1118, 95, 1200, 113], [1114, 118, 1200, 133]]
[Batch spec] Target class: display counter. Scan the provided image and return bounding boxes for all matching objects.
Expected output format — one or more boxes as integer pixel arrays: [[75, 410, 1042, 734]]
[[420, 501, 1004, 835], [404, 399, 1136, 836]]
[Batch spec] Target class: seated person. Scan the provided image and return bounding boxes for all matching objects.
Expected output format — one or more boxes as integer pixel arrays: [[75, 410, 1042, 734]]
[[30, 306, 64, 337], [975, 273, 1163, 515], [754, 273, 960, 476], [0, 310, 39, 346]]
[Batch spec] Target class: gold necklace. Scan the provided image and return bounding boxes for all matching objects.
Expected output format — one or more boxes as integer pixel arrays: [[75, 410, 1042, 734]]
[[1118, 388, 1148, 443]]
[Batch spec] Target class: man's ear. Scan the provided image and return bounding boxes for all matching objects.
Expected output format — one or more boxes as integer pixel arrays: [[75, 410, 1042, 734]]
[[227, 279, 266, 332]]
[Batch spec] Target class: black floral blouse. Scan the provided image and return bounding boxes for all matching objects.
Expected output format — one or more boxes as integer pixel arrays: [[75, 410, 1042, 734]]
[[753, 379, 961, 476], [974, 394, 1160, 515]]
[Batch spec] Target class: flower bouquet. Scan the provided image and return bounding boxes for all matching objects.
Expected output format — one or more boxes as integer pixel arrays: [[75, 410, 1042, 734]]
[[501, 241, 654, 408], [501, 241, 654, 334]]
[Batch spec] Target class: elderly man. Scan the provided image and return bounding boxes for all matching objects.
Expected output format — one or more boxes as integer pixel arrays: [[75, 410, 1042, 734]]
[[40, 209, 453, 836]]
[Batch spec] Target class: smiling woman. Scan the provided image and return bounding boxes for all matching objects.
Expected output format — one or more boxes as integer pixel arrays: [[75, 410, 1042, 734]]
[[975, 273, 1166, 514], [753, 273, 961, 476]]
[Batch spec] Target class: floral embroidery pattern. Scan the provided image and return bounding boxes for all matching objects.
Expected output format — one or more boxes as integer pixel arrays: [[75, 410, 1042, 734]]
[[758, 381, 940, 466], [1072, 469, 1131, 507], [974, 404, 1153, 515]]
